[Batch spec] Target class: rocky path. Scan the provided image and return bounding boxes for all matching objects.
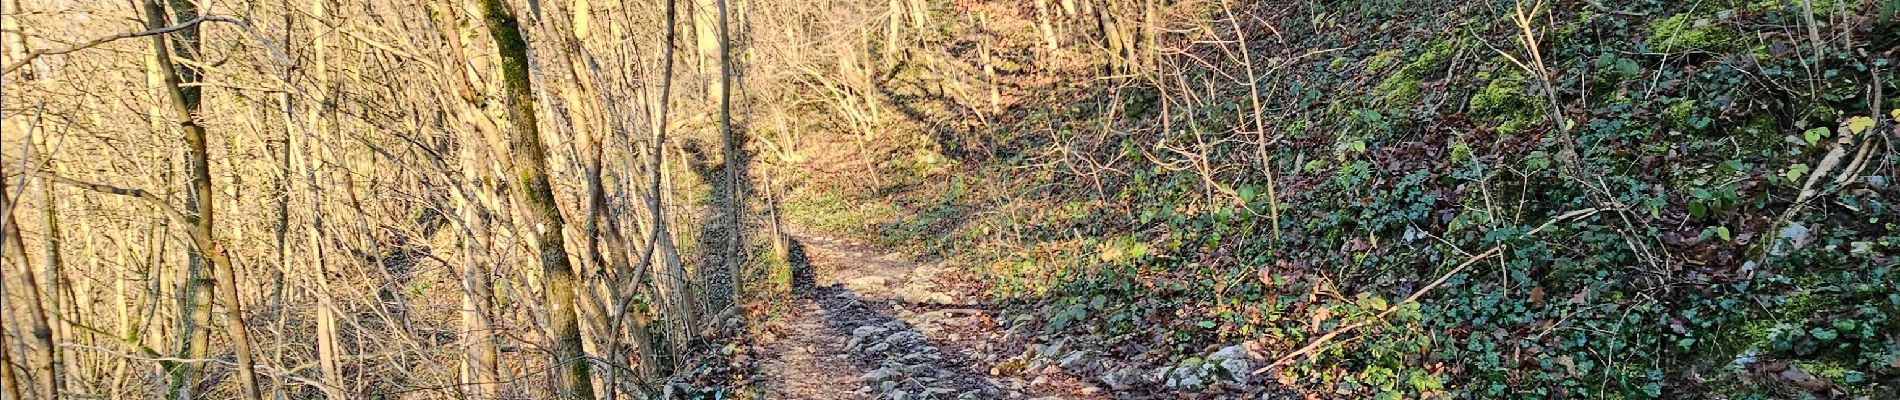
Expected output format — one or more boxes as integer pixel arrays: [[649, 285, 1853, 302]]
[[754, 235, 1107, 400]]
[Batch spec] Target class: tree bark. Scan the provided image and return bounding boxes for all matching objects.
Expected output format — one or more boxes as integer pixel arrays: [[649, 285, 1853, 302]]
[[305, 1, 347, 396], [473, 0, 596, 398], [1, 179, 60, 400], [37, 173, 71, 400], [716, 0, 742, 310], [425, 2, 503, 396], [141, 1, 265, 399], [652, 0, 700, 366]]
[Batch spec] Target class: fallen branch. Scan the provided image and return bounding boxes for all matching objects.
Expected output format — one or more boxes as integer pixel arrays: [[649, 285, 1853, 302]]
[[1254, 207, 1599, 374]]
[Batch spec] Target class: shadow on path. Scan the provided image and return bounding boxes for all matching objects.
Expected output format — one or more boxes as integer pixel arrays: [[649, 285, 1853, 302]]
[[760, 237, 999, 399]]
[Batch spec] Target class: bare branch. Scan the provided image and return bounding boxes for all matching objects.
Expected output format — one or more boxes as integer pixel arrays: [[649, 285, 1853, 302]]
[[3, 14, 287, 76], [29, 171, 195, 227]]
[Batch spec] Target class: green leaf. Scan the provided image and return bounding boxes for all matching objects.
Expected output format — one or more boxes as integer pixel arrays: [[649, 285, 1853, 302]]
[[1197, 320, 1217, 329], [1804, 127, 1830, 146], [1714, 226, 1731, 242], [1784, 163, 1810, 182], [1238, 185, 1257, 203], [1810, 328, 1838, 340], [1356, 293, 1389, 311]]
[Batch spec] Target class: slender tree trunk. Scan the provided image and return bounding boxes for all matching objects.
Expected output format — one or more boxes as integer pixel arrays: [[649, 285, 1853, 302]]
[[1, 179, 60, 400], [473, 1, 596, 398], [0, 6, 26, 392], [884, 0, 902, 63], [145, 1, 211, 397], [141, 1, 264, 399], [36, 174, 70, 400], [426, 1, 503, 396], [652, 0, 700, 365], [0, 321, 19, 400], [1034, 0, 1057, 51], [716, 0, 742, 309], [268, 94, 292, 400], [305, 1, 346, 396]]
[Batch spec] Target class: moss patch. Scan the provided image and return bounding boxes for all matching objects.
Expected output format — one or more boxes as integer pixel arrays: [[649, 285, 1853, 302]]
[[1468, 71, 1546, 134], [1648, 13, 1740, 53], [1372, 39, 1461, 108]]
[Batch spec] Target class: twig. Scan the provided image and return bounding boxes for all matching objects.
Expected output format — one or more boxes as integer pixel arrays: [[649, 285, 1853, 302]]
[[1254, 207, 1598, 374], [2, 14, 288, 76], [4, 15, 208, 75], [61, 342, 342, 394], [29, 171, 196, 228], [1582, 0, 1646, 17]]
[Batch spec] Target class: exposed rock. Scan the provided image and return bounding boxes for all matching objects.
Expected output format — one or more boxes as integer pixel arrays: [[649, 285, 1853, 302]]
[[862, 367, 903, 383], [1101, 366, 1145, 390], [1162, 358, 1212, 391], [846, 275, 891, 292], [1057, 350, 1090, 370], [1207, 344, 1254, 382]]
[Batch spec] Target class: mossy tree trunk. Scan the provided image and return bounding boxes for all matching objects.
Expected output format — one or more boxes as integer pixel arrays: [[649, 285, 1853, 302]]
[[472, 0, 595, 398]]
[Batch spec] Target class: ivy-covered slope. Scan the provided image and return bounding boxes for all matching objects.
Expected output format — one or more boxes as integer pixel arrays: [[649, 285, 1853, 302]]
[[779, 0, 1898, 397]]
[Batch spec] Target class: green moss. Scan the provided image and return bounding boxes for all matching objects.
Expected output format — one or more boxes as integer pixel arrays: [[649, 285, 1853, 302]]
[[1372, 40, 1460, 107], [1648, 14, 1740, 53], [1666, 100, 1698, 124], [1374, 79, 1424, 107], [1468, 73, 1546, 134], [1746, 0, 1846, 14], [1364, 49, 1404, 72]]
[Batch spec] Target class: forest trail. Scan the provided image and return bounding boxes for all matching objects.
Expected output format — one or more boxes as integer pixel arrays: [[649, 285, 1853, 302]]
[[754, 235, 1107, 399]]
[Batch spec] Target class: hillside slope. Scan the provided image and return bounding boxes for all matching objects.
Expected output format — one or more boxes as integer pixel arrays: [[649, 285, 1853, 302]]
[[767, 0, 1899, 398]]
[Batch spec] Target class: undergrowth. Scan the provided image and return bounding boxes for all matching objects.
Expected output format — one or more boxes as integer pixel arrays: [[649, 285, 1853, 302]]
[[780, 0, 1899, 398]]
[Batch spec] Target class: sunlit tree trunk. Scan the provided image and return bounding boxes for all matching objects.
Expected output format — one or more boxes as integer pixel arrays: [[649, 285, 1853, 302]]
[[652, 0, 700, 365], [37, 171, 70, 400], [0, 8, 23, 391], [2, 179, 60, 400], [141, 0, 265, 398], [473, 0, 596, 398], [1034, 0, 1057, 51], [305, 1, 346, 396], [716, 0, 743, 310], [425, 2, 504, 395], [0, 321, 19, 400]]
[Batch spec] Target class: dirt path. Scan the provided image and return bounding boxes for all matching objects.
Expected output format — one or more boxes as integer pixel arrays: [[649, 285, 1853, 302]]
[[754, 235, 1106, 400]]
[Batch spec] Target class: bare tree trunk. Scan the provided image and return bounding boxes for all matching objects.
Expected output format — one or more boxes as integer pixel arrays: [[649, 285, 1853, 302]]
[[425, 3, 503, 395], [37, 173, 70, 400], [473, 0, 596, 398], [305, 2, 347, 396], [716, 0, 743, 309], [652, 0, 700, 365], [1, 179, 60, 400], [267, 92, 292, 399], [0, 321, 19, 400], [1034, 0, 1057, 51], [141, 1, 264, 398], [884, 0, 902, 63]]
